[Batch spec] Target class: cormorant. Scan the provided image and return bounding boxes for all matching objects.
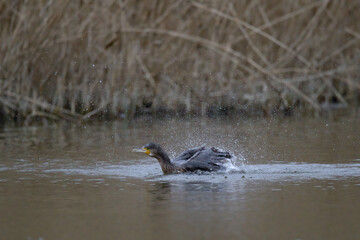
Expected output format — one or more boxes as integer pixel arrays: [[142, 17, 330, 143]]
[[133, 143, 233, 174]]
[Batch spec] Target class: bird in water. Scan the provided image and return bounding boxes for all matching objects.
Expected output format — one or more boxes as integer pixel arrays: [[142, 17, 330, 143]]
[[133, 142, 234, 174]]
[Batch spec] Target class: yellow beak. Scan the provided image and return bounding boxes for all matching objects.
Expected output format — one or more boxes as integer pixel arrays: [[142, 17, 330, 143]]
[[132, 148, 151, 155]]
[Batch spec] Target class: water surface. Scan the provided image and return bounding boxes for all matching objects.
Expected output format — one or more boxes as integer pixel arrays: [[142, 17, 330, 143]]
[[1, 118, 360, 240]]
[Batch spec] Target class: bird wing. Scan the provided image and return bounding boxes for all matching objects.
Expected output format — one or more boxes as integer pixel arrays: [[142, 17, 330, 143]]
[[172, 146, 206, 163], [182, 147, 232, 172]]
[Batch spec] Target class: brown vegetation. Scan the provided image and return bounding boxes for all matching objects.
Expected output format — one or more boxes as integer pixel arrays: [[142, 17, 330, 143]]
[[0, 0, 360, 122]]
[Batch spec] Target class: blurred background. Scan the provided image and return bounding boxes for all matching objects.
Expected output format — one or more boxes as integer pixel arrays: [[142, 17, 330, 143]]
[[0, 0, 360, 124]]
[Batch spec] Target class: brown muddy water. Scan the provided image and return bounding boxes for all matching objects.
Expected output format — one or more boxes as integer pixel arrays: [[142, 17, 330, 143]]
[[0, 118, 360, 240]]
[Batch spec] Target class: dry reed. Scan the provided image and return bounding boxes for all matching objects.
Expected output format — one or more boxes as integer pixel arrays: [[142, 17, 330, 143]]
[[0, 0, 360, 123]]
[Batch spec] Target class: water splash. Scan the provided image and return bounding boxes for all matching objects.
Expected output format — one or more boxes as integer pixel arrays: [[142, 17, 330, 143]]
[[8, 158, 358, 182]]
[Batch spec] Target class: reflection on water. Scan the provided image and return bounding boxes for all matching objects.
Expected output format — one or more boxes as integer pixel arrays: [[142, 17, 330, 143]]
[[0, 118, 360, 240]]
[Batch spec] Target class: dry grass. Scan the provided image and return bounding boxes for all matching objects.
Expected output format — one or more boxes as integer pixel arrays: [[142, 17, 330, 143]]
[[0, 0, 360, 122]]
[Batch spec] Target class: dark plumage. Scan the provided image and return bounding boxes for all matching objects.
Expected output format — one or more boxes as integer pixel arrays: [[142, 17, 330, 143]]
[[133, 142, 233, 174]]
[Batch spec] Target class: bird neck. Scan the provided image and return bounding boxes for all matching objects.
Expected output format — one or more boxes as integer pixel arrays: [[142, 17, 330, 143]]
[[155, 150, 174, 174]]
